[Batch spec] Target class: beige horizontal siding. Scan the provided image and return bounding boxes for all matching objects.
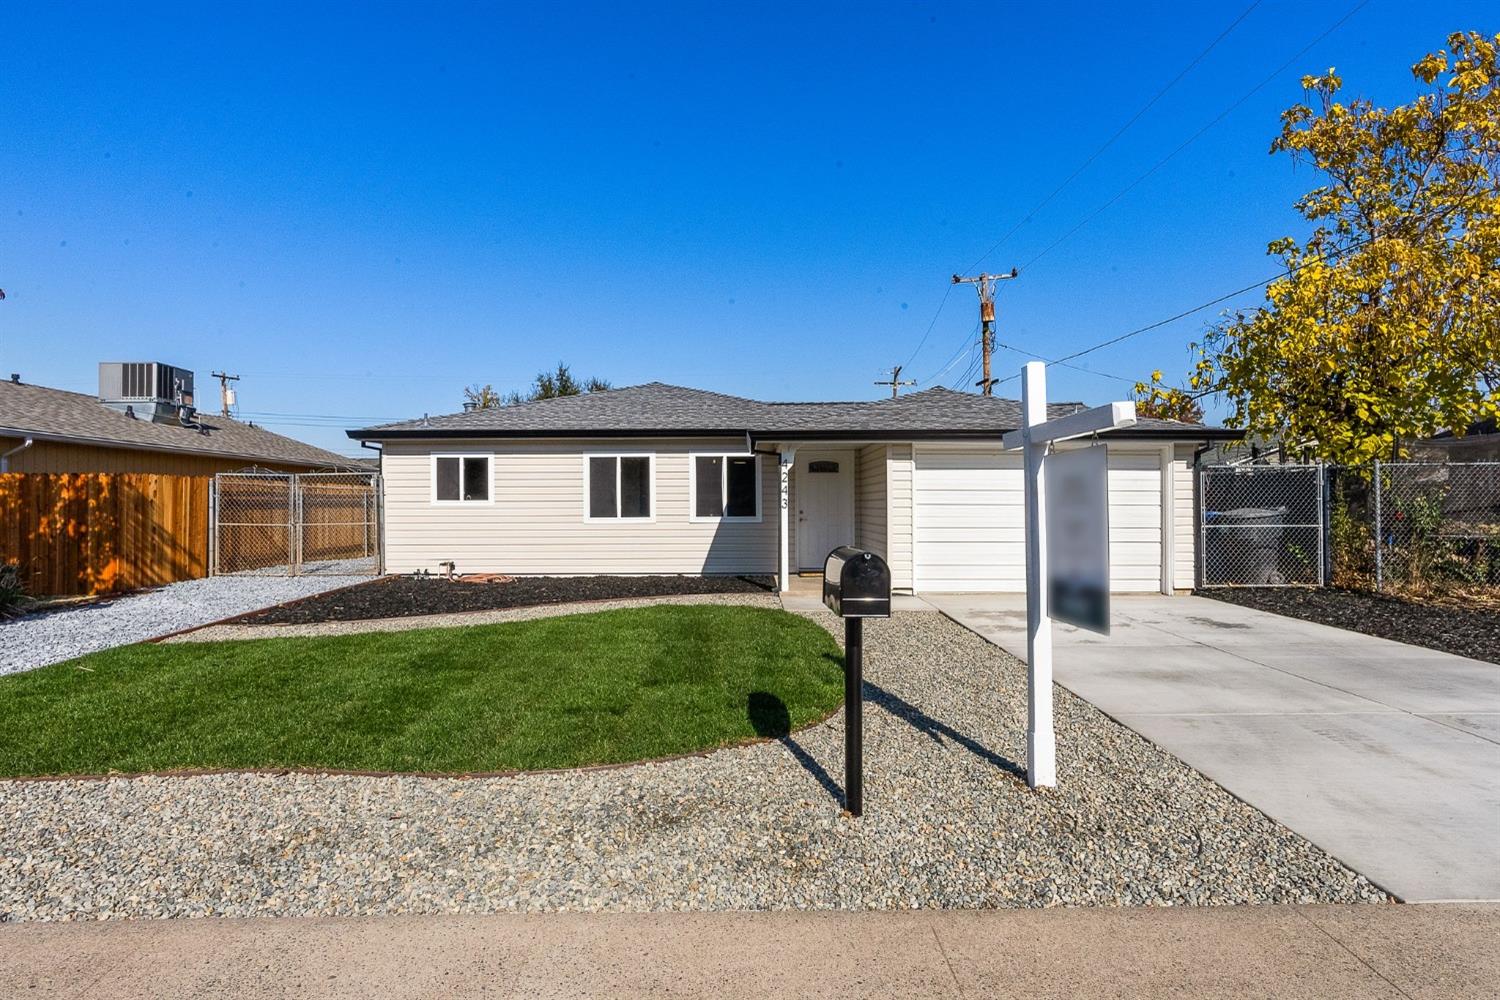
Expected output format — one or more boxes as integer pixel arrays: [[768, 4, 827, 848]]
[[381, 438, 777, 575]]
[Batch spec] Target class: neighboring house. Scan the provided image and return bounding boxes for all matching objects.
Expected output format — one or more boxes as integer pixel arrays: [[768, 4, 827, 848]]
[[1412, 418, 1500, 463], [0, 363, 361, 474], [350, 382, 1239, 594]]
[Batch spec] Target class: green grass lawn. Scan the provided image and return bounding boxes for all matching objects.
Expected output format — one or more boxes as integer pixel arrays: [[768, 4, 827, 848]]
[[0, 605, 844, 777]]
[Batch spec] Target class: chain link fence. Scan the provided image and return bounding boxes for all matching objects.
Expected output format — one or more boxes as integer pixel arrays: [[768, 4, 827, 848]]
[[1200, 464, 1325, 586], [1201, 461, 1500, 597], [212, 471, 381, 576], [1367, 462, 1500, 592]]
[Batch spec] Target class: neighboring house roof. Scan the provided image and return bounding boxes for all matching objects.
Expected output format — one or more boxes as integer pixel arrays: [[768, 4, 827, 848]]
[[349, 382, 1239, 442], [0, 378, 364, 469]]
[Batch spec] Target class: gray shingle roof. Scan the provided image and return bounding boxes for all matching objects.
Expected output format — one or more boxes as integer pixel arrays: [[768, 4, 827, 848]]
[[0, 379, 364, 469], [350, 382, 1233, 441]]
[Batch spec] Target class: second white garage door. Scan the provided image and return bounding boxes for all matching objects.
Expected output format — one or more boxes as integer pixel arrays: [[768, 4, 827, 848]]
[[912, 445, 1163, 593]]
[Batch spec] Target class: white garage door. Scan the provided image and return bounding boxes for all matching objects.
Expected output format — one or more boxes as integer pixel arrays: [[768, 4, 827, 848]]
[[913, 445, 1163, 593]]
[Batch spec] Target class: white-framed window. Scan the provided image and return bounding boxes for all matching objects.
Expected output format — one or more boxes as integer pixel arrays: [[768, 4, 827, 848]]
[[584, 453, 654, 521], [690, 452, 761, 522], [431, 453, 493, 504]]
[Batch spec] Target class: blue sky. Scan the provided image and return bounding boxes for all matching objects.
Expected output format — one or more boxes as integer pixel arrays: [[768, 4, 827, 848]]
[[0, 1, 1482, 455]]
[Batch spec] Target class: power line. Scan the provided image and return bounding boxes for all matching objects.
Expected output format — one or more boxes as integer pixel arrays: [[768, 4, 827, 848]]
[[898, 282, 955, 371], [236, 409, 408, 423], [921, 319, 982, 386], [995, 343, 1134, 384], [951, 345, 984, 392], [1018, 0, 1372, 274], [966, 0, 1264, 274]]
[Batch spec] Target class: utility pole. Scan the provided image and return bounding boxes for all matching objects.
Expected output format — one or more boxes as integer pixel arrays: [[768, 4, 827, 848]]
[[211, 371, 240, 417], [952, 268, 1019, 395], [874, 364, 917, 398]]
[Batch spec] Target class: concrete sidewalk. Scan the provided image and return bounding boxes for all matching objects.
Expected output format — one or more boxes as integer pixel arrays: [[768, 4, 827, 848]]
[[924, 594, 1500, 903], [4, 905, 1497, 999]]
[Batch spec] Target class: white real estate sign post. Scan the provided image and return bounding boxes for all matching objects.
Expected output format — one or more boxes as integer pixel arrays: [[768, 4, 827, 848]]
[[1001, 361, 1136, 788]]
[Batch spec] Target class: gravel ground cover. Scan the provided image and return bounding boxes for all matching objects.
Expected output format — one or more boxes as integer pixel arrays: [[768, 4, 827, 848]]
[[1200, 587, 1500, 664], [237, 574, 778, 625], [0, 611, 1385, 919], [0, 576, 370, 677]]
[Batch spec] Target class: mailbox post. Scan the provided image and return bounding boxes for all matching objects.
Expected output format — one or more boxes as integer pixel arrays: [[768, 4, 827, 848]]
[[822, 546, 891, 816]]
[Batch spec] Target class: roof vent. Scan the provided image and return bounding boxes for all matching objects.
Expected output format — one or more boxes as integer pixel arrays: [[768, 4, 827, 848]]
[[98, 362, 196, 425]]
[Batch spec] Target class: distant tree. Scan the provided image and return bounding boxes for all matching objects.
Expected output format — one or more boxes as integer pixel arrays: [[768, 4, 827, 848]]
[[504, 363, 611, 405], [463, 383, 503, 410], [1139, 31, 1500, 462], [1132, 371, 1204, 423]]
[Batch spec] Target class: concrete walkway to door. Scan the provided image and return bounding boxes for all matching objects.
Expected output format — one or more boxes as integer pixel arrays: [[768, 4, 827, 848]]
[[921, 594, 1500, 903]]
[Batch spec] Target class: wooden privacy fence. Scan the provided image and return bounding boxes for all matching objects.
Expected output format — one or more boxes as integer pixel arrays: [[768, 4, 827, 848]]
[[0, 473, 209, 597]]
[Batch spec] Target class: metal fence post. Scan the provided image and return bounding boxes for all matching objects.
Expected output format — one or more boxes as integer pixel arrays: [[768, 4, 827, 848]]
[[1317, 463, 1327, 587], [1372, 459, 1383, 591], [208, 475, 218, 577], [1197, 465, 1207, 588], [290, 474, 301, 576]]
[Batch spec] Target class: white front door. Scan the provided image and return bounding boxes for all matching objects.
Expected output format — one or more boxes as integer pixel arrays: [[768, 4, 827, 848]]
[[796, 450, 856, 570]]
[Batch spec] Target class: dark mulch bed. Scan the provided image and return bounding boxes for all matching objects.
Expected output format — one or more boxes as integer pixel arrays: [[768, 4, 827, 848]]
[[237, 574, 779, 626], [1199, 587, 1500, 665]]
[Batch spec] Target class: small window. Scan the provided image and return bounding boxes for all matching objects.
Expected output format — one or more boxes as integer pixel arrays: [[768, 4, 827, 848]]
[[693, 454, 760, 521], [808, 460, 840, 473], [434, 455, 491, 503], [587, 454, 653, 519]]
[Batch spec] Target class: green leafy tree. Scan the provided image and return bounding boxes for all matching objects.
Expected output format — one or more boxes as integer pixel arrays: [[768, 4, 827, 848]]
[[1141, 31, 1500, 462], [1132, 370, 1204, 422], [504, 363, 611, 405]]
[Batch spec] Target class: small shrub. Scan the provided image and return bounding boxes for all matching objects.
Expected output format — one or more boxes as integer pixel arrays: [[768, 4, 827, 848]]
[[1329, 479, 1373, 588], [0, 563, 29, 618]]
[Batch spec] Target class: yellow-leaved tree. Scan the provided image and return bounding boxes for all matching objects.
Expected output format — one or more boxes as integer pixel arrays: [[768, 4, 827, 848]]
[[1140, 31, 1500, 462]]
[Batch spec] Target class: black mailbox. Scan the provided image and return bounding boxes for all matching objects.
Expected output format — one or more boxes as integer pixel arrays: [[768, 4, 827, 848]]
[[821, 548, 889, 817], [822, 546, 892, 619]]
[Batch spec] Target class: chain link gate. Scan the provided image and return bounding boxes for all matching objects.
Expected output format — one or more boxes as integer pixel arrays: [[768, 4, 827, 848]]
[[1199, 464, 1325, 587], [212, 471, 382, 576]]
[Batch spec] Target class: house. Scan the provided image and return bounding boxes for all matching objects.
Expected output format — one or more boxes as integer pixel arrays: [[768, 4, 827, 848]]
[[0, 363, 361, 474], [348, 382, 1240, 594]]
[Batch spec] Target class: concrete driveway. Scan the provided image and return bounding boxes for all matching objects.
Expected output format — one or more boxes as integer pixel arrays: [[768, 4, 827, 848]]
[[922, 594, 1500, 903]]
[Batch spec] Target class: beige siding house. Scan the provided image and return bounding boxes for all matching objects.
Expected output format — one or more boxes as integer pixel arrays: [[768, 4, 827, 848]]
[[351, 383, 1237, 593]]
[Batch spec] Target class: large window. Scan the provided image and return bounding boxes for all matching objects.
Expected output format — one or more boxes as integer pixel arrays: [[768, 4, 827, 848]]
[[691, 454, 760, 521], [433, 454, 491, 503], [586, 454, 653, 520]]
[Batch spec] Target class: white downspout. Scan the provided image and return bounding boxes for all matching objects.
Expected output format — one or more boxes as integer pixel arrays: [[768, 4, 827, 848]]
[[0, 437, 33, 472]]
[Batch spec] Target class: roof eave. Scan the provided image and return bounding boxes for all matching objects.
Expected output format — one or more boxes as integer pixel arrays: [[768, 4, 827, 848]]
[[350, 425, 1242, 443], [0, 424, 362, 469]]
